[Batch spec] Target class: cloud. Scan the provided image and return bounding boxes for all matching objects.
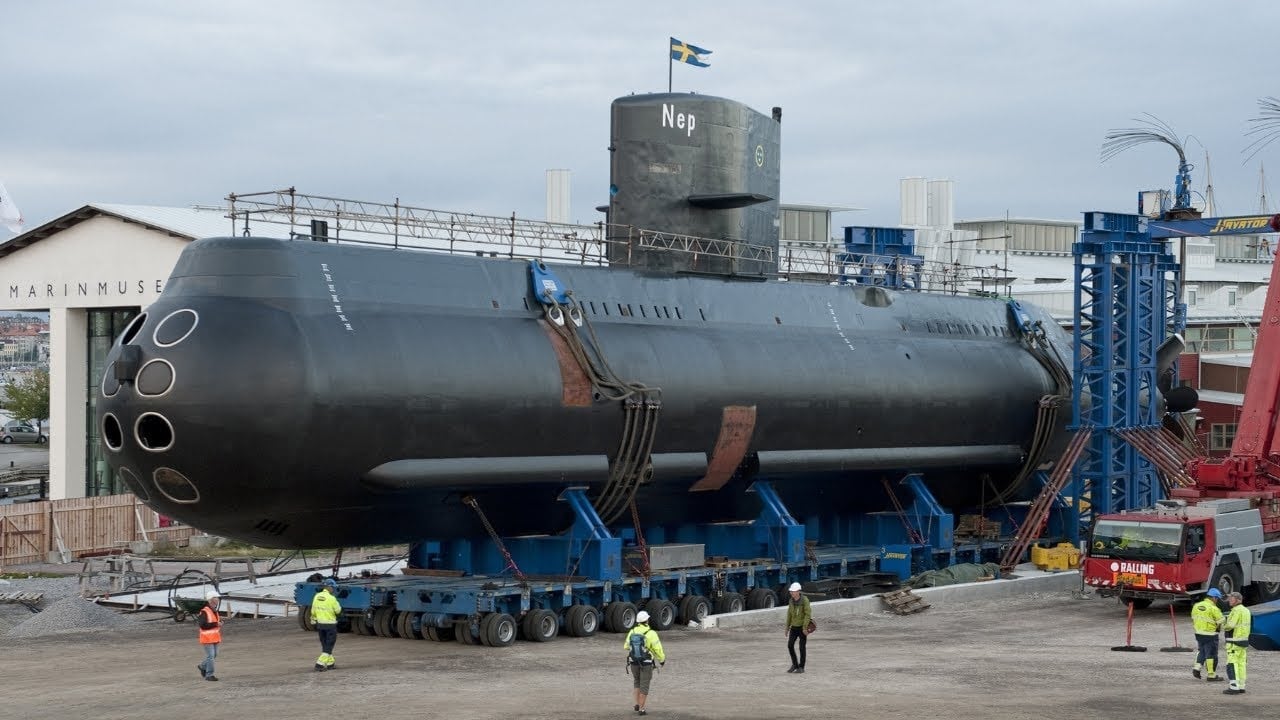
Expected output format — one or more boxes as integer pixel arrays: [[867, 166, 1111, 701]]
[[3, 0, 1278, 230]]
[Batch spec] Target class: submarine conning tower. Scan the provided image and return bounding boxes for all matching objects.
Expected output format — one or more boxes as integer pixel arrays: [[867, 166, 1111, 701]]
[[607, 93, 781, 276]]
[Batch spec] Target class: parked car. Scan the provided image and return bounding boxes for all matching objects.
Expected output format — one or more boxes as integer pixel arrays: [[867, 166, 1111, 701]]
[[1, 421, 47, 444]]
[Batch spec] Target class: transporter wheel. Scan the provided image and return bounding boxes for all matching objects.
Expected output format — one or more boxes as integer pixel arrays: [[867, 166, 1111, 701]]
[[396, 611, 421, 639], [564, 604, 599, 637], [644, 599, 677, 631], [522, 608, 559, 642], [714, 593, 745, 615], [604, 602, 637, 633], [481, 612, 518, 647], [297, 605, 315, 632], [746, 588, 778, 610], [373, 607, 398, 637], [679, 595, 710, 625], [455, 619, 478, 644], [352, 613, 373, 636]]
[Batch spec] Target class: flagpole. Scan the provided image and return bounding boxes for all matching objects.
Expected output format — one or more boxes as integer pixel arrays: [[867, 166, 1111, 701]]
[[668, 39, 673, 93]]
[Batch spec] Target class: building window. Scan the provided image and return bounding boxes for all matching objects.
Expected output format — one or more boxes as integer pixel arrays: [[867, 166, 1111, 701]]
[[1210, 423, 1237, 451], [87, 308, 141, 496], [1227, 289, 1238, 306], [1186, 289, 1197, 307]]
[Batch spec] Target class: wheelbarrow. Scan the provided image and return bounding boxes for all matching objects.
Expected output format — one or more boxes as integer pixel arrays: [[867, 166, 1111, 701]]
[[172, 596, 209, 623]]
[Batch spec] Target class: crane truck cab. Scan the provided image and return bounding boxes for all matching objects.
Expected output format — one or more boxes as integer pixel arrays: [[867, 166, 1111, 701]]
[[1083, 497, 1280, 608]]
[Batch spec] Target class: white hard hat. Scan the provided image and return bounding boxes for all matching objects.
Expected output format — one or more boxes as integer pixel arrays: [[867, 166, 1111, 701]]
[[205, 590, 220, 600], [636, 610, 650, 623], [788, 582, 802, 592]]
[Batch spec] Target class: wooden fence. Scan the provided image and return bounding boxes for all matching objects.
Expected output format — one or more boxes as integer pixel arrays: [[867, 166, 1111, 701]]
[[0, 494, 200, 568]]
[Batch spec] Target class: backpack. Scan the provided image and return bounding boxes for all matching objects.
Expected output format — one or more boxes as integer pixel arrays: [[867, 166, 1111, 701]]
[[628, 629, 652, 665]]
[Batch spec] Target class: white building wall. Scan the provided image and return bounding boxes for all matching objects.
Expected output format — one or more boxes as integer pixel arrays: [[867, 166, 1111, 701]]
[[48, 307, 86, 498], [0, 217, 186, 310]]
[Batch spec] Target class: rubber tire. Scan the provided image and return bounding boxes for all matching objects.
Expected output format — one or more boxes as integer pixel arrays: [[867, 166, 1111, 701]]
[[396, 611, 421, 639], [680, 595, 711, 625], [2, 437, 11, 444], [297, 605, 315, 632], [565, 605, 599, 637], [714, 592, 745, 615], [677, 595, 694, 625], [173, 610, 187, 623], [455, 619, 477, 644], [522, 608, 559, 642], [482, 613, 517, 647], [644, 599, 677, 631], [605, 602, 637, 633], [747, 588, 778, 610], [352, 615, 373, 636], [373, 607, 398, 638], [37, 436, 46, 444], [1210, 563, 1244, 599], [424, 625, 441, 642]]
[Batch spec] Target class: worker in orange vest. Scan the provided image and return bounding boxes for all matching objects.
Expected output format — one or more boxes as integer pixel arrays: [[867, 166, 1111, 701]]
[[196, 590, 223, 681]]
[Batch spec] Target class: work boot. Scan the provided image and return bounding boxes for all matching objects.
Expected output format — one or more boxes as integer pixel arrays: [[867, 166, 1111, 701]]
[[787, 665, 798, 673], [1223, 687, 1245, 695], [197, 664, 206, 678], [205, 675, 219, 682], [1192, 668, 1201, 679], [314, 664, 326, 672], [633, 704, 640, 712], [796, 667, 805, 674], [1206, 676, 1224, 682]]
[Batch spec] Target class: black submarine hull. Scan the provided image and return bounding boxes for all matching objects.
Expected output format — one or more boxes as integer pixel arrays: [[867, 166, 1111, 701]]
[[95, 236, 1072, 548]]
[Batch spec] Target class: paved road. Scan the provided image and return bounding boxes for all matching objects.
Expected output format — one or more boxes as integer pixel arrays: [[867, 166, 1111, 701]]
[[0, 442, 48, 469], [2, 590, 1276, 720]]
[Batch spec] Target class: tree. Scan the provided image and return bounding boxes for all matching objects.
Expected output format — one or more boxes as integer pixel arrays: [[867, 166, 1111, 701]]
[[4, 368, 50, 434]]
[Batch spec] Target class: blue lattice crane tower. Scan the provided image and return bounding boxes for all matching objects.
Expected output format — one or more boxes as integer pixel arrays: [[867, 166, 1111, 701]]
[[1070, 213, 1183, 522]]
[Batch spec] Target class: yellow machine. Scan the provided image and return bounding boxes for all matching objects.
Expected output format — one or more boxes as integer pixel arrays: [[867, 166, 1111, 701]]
[[1030, 542, 1081, 572]]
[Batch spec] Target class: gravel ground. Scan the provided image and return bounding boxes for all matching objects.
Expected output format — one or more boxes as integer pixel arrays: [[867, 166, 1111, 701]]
[[0, 580, 1275, 720]]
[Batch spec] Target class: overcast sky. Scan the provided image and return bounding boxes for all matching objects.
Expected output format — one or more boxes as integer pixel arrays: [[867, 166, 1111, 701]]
[[4, 1, 1280, 236]]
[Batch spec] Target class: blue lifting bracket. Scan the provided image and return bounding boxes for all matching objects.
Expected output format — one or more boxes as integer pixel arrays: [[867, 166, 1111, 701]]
[[557, 487, 622, 582], [747, 480, 806, 564], [529, 259, 571, 306], [899, 473, 953, 549]]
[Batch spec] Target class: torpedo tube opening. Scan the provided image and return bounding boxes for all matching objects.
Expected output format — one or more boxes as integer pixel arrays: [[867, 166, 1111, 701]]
[[136, 359, 175, 397], [117, 467, 149, 502], [118, 312, 148, 345], [102, 413, 124, 451], [153, 467, 199, 504], [135, 412, 175, 452], [153, 308, 199, 347]]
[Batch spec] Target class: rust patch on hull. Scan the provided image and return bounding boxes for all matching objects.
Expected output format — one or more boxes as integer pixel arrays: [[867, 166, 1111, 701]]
[[539, 319, 592, 407], [690, 405, 756, 491]]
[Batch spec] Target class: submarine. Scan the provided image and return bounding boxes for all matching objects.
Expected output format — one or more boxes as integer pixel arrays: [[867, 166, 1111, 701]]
[[95, 93, 1084, 549]]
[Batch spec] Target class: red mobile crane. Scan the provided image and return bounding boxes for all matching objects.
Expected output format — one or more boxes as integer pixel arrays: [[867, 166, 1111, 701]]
[[1083, 215, 1280, 607]]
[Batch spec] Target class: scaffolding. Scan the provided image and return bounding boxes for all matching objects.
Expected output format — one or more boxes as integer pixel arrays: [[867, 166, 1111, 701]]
[[226, 188, 1010, 294]]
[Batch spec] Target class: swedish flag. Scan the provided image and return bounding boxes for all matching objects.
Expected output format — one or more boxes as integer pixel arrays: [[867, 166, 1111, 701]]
[[670, 37, 711, 67]]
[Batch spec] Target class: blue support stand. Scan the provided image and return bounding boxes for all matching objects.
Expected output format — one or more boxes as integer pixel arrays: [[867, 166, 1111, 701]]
[[900, 474, 953, 549], [749, 480, 806, 564], [556, 487, 623, 582]]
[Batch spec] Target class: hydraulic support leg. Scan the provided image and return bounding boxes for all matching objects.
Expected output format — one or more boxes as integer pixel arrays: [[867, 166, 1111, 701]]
[[749, 480, 806, 564]]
